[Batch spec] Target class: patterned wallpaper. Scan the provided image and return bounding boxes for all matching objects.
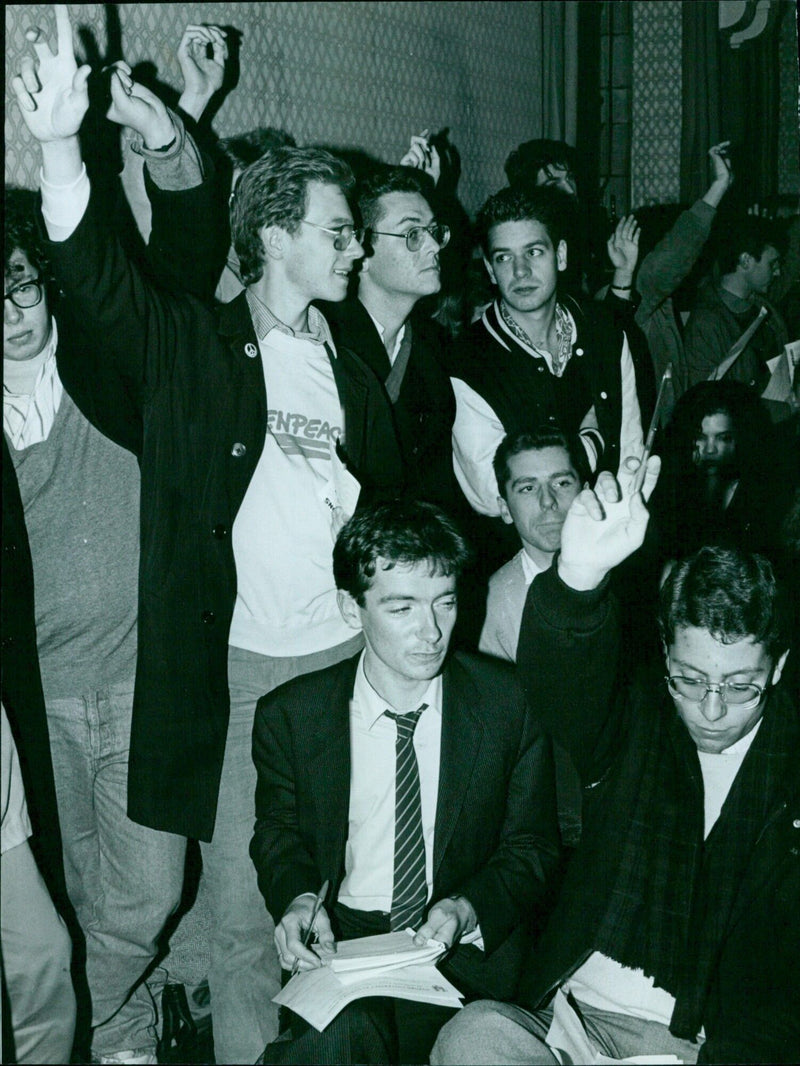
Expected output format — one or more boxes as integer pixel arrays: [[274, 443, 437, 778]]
[[629, 1, 682, 208], [4, 2, 577, 216], [777, 2, 800, 197]]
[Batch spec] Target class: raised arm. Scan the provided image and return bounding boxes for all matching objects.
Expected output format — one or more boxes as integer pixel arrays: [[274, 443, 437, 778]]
[[637, 142, 733, 315], [399, 129, 441, 186], [176, 24, 228, 123], [11, 5, 207, 397], [515, 456, 660, 782], [10, 4, 91, 187]]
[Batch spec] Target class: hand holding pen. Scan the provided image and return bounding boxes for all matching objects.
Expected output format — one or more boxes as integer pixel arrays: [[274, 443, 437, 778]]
[[274, 879, 334, 974]]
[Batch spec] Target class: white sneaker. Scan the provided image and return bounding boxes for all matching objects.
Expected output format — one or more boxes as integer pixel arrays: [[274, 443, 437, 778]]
[[97, 1050, 158, 1065]]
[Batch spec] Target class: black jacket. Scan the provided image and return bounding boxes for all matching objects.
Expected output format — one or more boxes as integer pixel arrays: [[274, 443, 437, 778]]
[[46, 189, 403, 842], [318, 296, 465, 517]]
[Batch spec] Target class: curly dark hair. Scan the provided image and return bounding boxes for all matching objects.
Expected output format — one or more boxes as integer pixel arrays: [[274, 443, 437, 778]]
[[475, 184, 574, 256], [5, 186, 51, 282]]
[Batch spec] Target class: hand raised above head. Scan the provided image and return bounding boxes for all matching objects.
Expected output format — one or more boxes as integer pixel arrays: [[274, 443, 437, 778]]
[[10, 5, 91, 142], [177, 24, 228, 102], [708, 140, 733, 187], [400, 130, 442, 186], [105, 64, 176, 149], [607, 214, 640, 275], [557, 455, 661, 591]]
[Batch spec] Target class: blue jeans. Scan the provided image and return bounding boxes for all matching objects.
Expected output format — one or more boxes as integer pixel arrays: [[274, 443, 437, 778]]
[[46, 679, 185, 1057], [189, 636, 365, 1066]]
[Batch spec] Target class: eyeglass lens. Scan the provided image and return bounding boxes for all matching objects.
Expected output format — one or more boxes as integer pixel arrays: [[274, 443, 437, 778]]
[[667, 677, 761, 705], [5, 281, 42, 308], [407, 224, 449, 251]]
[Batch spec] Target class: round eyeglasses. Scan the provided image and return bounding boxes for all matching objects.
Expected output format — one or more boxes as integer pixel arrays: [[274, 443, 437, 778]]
[[665, 675, 765, 709], [369, 222, 450, 252], [4, 279, 44, 309], [299, 219, 364, 251]]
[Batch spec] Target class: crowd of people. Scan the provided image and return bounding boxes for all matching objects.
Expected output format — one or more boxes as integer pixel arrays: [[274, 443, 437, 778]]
[[2, 7, 798, 1066]]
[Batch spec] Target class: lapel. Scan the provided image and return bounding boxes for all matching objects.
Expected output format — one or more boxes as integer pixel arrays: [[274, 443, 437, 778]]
[[304, 656, 359, 882], [433, 656, 484, 881]]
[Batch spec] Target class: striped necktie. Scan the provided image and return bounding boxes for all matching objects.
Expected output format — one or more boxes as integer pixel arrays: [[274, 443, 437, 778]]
[[385, 704, 428, 931]]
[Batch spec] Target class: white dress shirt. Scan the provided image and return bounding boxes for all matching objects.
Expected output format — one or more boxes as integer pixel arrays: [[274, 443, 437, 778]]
[[337, 653, 442, 913]]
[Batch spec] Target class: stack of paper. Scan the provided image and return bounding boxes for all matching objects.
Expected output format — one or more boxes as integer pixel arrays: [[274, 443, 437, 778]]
[[273, 930, 464, 1032]]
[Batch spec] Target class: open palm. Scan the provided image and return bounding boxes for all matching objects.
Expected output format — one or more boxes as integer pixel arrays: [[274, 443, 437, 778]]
[[11, 5, 90, 142]]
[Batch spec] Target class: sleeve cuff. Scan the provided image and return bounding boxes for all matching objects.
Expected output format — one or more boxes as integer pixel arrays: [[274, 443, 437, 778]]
[[40, 162, 90, 241]]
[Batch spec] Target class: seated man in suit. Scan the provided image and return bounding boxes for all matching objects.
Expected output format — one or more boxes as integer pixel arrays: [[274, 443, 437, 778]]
[[480, 426, 588, 662], [250, 500, 561, 1064]]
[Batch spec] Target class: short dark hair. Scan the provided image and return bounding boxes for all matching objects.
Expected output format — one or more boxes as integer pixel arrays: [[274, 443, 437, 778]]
[[504, 139, 579, 191], [716, 216, 782, 274], [333, 500, 472, 605], [476, 185, 570, 255], [230, 147, 355, 286], [5, 186, 50, 281], [493, 425, 589, 500], [658, 546, 790, 660], [357, 164, 434, 233], [218, 126, 296, 171]]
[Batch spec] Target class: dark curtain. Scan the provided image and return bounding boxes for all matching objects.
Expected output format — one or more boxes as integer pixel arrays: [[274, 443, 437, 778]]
[[680, 1, 721, 204], [681, 1, 784, 207]]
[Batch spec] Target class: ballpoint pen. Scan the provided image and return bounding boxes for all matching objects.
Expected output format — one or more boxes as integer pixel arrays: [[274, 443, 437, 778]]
[[632, 363, 672, 495], [291, 879, 330, 977]]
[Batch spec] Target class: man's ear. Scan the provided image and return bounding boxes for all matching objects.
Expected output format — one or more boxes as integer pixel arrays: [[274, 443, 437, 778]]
[[770, 648, 790, 687], [497, 495, 514, 526], [261, 224, 285, 261], [556, 239, 568, 272], [337, 589, 363, 631], [483, 254, 497, 286]]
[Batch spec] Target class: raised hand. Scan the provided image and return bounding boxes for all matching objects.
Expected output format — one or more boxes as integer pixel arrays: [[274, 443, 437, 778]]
[[105, 62, 176, 149], [10, 5, 91, 142], [558, 455, 661, 591], [708, 141, 733, 189], [177, 23, 227, 120], [607, 215, 640, 273], [400, 129, 441, 186]]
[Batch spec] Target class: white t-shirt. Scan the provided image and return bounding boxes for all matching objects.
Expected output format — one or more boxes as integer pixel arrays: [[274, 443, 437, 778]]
[[228, 327, 355, 657]]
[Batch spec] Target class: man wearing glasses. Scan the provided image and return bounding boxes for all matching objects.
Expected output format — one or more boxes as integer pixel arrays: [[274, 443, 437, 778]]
[[10, 8, 401, 1062], [319, 165, 465, 518], [433, 458, 799, 1065]]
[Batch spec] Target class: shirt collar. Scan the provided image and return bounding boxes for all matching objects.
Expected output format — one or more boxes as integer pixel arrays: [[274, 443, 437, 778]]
[[352, 649, 443, 730], [246, 289, 334, 349], [497, 299, 576, 376], [519, 549, 547, 585], [365, 308, 406, 365]]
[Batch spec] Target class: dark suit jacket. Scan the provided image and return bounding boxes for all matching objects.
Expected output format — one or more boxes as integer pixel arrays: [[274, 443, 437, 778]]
[[45, 188, 403, 842], [317, 297, 466, 518], [251, 650, 561, 1000]]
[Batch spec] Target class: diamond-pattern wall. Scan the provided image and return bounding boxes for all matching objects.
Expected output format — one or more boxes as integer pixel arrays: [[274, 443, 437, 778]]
[[777, 3, 800, 197], [630, 1, 682, 208], [5, 2, 575, 215]]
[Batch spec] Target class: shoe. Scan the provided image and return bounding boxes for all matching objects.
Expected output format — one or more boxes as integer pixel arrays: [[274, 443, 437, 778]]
[[97, 1050, 158, 1064]]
